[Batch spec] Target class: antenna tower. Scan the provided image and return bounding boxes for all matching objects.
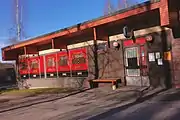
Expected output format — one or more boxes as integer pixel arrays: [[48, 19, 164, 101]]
[[118, 0, 128, 10], [104, 0, 115, 15], [104, 0, 129, 15], [123, 0, 128, 8], [9, 0, 25, 43]]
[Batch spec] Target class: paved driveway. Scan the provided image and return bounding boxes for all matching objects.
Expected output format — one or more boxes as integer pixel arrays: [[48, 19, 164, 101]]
[[2, 87, 179, 120], [0, 86, 139, 120], [92, 88, 180, 120]]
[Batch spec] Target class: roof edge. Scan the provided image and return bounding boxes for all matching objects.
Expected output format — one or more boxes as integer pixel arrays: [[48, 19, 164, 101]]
[[2, 0, 160, 51]]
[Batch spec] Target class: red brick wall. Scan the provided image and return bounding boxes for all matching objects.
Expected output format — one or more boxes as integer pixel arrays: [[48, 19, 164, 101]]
[[160, 0, 170, 26], [171, 36, 180, 86]]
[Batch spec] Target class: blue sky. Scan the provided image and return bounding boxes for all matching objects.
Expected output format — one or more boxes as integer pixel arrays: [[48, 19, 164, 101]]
[[0, 0, 148, 61]]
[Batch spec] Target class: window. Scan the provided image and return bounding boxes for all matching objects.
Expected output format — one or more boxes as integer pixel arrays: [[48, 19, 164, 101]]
[[97, 43, 106, 51], [59, 56, 68, 66], [125, 47, 139, 67], [47, 57, 55, 67], [127, 58, 138, 68], [72, 53, 86, 64], [30, 60, 39, 69]]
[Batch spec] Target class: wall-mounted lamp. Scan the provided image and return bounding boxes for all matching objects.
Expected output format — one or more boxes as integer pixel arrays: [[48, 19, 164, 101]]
[[145, 35, 153, 42], [123, 26, 136, 43], [145, 35, 154, 44]]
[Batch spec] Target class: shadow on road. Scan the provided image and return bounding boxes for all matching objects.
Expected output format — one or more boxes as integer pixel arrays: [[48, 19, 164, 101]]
[[0, 88, 91, 113], [159, 89, 180, 102], [87, 88, 167, 120]]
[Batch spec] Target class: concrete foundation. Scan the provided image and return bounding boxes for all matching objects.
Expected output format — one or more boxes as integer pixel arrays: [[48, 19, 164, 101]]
[[25, 77, 89, 89]]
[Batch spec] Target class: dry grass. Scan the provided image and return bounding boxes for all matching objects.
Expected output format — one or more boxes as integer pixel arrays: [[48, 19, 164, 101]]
[[0, 88, 76, 96]]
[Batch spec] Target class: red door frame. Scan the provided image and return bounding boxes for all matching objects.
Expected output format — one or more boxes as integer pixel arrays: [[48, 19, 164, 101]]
[[123, 37, 148, 77]]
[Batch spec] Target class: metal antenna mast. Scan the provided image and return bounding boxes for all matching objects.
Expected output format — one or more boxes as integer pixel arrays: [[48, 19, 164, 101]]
[[16, 0, 21, 41], [117, 0, 128, 10], [9, 0, 25, 43], [104, 0, 129, 15], [123, 0, 128, 8], [104, 0, 115, 15]]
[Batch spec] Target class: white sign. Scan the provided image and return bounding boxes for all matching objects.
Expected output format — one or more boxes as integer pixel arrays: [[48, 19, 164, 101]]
[[155, 52, 160, 59], [148, 53, 155, 62], [158, 59, 163, 65]]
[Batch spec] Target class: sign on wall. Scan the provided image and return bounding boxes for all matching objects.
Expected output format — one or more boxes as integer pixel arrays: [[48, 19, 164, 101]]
[[148, 53, 155, 62], [157, 59, 163, 65], [164, 51, 171, 61], [155, 52, 160, 59]]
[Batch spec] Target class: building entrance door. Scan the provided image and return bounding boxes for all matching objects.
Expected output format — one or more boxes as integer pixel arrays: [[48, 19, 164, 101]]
[[125, 47, 140, 77], [124, 38, 149, 86]]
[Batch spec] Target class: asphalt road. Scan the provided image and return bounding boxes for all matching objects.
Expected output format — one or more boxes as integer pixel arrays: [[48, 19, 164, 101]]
[[0, 87, 180, 120]]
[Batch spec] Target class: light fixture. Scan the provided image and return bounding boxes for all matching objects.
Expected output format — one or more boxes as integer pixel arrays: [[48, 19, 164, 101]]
[[145, 35, 153, 42], [113, 40, 120, 50]]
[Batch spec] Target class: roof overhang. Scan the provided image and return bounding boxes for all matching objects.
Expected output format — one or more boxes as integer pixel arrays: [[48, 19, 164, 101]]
[[2, 0, 172, 61]]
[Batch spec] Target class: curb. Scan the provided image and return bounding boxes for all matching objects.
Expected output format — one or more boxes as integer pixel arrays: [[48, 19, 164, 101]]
[[0, 88, 91, 113]]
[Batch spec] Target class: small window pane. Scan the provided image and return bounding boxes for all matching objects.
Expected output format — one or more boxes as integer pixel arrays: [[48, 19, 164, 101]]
[[127, 69, 140, 76], [127, 58, 138, 68], [97, 43, 106, 51]]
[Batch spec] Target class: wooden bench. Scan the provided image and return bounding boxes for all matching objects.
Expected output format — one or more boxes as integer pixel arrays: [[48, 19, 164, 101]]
[[89, 78, 121, 88]]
